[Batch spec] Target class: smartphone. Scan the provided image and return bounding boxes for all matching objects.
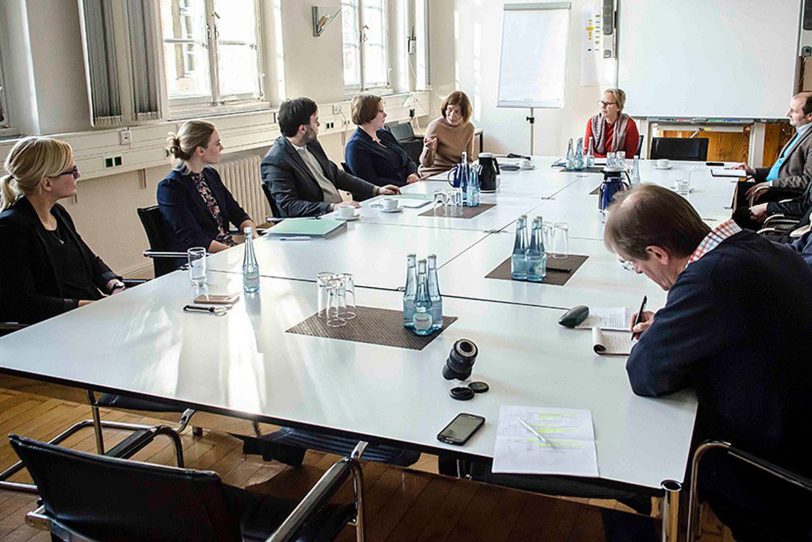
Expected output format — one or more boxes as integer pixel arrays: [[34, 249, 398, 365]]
[[193, 294, 239, 305], [437, 413, 485, 445]]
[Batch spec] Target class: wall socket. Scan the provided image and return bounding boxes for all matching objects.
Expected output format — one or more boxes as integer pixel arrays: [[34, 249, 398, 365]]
[[104, 156, 123, 168], [119, 129, 132, 145], [325, 121, 336, 130]]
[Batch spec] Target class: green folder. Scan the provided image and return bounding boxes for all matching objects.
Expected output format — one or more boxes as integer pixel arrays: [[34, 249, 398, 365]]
[[265, 218, 347, 238]]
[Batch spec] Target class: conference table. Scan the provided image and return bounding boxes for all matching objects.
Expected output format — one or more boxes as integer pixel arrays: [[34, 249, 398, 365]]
[[0, 156, 736, 540]]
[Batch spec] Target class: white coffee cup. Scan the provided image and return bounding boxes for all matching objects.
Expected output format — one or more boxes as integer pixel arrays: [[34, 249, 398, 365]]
[[382, 198, 399, 211], [337, 205, 355, 219], [520, 159, 532, 170], [656, 159, 671, 168]]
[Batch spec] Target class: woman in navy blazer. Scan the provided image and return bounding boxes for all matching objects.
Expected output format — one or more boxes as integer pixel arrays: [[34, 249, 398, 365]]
[[157, 120, 256, 255], [344, 94, 420, 187]]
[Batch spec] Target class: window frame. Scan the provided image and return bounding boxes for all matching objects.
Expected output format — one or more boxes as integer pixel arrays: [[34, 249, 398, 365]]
[[0, 22, 17, 137], [161, 0, 267, 115], [342, 0, 392, 94]]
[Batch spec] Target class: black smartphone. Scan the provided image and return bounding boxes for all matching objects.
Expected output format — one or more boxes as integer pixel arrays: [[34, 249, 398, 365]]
[[437, 413, 485, 445]]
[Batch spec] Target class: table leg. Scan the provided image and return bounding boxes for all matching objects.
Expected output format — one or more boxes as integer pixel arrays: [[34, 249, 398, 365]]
[[660, 479, 682, 542]]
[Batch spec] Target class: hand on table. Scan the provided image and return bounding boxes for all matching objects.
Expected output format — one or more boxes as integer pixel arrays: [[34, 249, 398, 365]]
[[406, 173, 421, 184], [377, 185, 401, 195], [733, 163, 755, 176]]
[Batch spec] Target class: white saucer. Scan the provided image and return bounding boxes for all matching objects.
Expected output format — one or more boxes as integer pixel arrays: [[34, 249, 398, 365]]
[[653, 165, 672, 170], [336, 214, 360, 221], [379, 207, 403, 214]]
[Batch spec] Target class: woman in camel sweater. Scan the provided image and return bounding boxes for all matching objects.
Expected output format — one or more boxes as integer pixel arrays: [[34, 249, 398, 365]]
[[418, 91, 475, 177]]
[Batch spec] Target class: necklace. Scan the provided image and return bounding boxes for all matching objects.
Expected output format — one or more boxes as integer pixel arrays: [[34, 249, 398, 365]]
[[48, 227, 64, 246]]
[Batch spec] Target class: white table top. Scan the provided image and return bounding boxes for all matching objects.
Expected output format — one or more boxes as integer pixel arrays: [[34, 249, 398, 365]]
[[322, 194, 546, 233], [205, 222, 489, 290], [437, 233, 668, 310], [0, 272, 696, 490]]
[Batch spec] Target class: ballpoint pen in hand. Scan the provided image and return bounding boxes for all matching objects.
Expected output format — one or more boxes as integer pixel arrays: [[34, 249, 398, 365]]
[[630, 295, 648, 341], [518, 418, 555, 448]]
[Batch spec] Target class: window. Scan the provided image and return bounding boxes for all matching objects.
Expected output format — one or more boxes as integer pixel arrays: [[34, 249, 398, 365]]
[[342, 0, 390, 91], [0, 45, 8, 129], [160, 0, 263, 109]]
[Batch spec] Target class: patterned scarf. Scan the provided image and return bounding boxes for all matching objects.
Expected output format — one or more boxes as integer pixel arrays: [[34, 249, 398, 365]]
[[190, 171, 235, 247], [591, 113, 631, 155]]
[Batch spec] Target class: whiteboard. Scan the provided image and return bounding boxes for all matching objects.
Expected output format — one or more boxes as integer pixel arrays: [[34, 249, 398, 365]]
[[497, 2, 571, 109], [617, 0, 801, 119]]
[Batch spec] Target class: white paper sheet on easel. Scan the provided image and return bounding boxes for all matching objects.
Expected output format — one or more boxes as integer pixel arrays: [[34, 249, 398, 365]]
[[492, 406, 598, 477]]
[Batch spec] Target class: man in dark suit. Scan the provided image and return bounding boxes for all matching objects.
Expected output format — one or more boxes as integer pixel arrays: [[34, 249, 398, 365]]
[[605, 184, 812, 541], [261, 97, 400, 217]]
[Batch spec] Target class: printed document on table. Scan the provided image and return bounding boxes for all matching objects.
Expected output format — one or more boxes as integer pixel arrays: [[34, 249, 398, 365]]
[[492, 406, 598, 477], [575, 307, 631, 331]]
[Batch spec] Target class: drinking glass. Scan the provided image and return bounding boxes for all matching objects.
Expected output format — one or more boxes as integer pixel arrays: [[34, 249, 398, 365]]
[[542, 221, 554, 253], [340, 273, 356, 320], [326, 280, 347, 327], [432, 190, 447, 213], [552, 222, 569, 259], [187, 247, 207, 286], [316, 272, 333, 319], [676, 177, 691, 196], [606, 152, 617, 169], [616, 151, 626, 169]]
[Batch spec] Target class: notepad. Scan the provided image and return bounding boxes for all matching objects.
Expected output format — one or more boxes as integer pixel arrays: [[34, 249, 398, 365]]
[[265, 218, 347, 238], [592, 327, 634, 356], [575, 307, 632, 331], [710, 168, 747, 178]]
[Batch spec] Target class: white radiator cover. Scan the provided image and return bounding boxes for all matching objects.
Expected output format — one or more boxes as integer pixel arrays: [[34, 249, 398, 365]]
[[217, 155, 270, 224]]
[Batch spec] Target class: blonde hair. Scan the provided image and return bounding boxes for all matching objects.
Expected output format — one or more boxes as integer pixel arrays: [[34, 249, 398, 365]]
[[603, 88, 627, 111], [166, 120, 217, 168], [1, 137, 73, 211], [351, 94, 383, 125]]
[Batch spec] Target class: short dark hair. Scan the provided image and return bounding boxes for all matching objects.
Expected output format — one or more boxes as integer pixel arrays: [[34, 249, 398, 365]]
[[278, 97, 318, 137], [795, 91, 812, 116], [351, 94, 382, 125], [604, 184, 711, 260]]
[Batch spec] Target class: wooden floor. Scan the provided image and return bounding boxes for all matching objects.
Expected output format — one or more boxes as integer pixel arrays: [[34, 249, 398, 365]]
[[0, 387, 734, 541]]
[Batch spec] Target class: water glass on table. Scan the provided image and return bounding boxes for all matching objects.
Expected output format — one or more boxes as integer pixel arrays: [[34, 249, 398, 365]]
[[326, 279, 347, 328], [606, 152, 617, 169], [676, 177, 691, 196], [317, 272, 333, 319], [542, 221, 554, 253], [616, 151, 626, 169], [552, 222, 569, 259], [339, 273, 356, 320], [187, 247, 207, 286]]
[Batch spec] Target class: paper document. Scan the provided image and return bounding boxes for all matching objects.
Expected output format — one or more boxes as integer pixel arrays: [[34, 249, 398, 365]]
[[592, 327, 634, 356], [710, 168, 747, 178], [492, 406, 598, 477], [576, 307, 632, 331]]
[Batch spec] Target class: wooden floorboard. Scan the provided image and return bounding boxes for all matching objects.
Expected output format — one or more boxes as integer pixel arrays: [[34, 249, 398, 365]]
[[0, 387, 737, 541]]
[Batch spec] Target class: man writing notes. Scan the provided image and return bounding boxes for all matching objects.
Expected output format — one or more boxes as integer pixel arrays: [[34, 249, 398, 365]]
[[261, 97, 400, 218], [604, 184, 812, 542]]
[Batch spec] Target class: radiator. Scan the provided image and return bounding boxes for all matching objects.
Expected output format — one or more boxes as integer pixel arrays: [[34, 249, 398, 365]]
[[217, 155, 270, 224]]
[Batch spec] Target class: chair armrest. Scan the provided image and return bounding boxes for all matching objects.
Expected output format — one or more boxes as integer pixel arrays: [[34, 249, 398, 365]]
[[0, 322, 27, 336], [747, 184, 771, 205], [122, 279, 148, 288], [762, 215, 799, 229], [266, 216, 285, 223], [267, 442, 367, 542]]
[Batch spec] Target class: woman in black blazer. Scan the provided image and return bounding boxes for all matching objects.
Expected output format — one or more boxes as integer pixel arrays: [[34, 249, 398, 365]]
[[157, 120, 256, 254], [0, 137, 124, 324], [344, 94, 420, 187]]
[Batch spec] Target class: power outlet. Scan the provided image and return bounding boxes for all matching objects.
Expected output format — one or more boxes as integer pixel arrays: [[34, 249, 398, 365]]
[[119, 129, 132, 145], [104, 155, 123, 169]]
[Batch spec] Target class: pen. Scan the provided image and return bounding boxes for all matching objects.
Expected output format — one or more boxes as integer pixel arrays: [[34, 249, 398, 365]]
[[276, 237, 313, 241], [518, 418, 555, 448], [183, 304, 228, 316], [630, 295, 648, 341]]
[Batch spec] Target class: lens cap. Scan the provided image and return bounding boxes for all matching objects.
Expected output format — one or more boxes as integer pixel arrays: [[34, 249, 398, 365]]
[[468, 381, 489, 393], [449, 386, 475, 401]]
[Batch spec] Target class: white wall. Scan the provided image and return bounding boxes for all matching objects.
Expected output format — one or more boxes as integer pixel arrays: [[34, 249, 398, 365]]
[[431, 0, 613, 155]]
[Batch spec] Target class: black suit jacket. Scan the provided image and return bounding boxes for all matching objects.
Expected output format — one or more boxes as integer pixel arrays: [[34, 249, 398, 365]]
[[0, 197, 118, 324], [260, 136, 377, 217], [344, 127, 418, 187], [157, 167, 250, 252]]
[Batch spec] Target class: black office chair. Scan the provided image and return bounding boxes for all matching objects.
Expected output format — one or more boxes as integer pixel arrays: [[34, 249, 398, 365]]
[[650, 137, 709, 162], [385, 121, 423, 163], [686, 440, 812, 542], [10, 434, 365, 542], [636, 134, 645, 157], [137, 206, 186, 277], [261, 182, 286, 222]]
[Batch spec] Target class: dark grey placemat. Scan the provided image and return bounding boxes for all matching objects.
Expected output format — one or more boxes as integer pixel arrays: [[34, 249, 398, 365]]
[[485, 255, 589, 286], [590, 186, 600, 195], [286, 306, 457, 350], [419, 203, 496, 219], [558, 167, 605, 174]]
